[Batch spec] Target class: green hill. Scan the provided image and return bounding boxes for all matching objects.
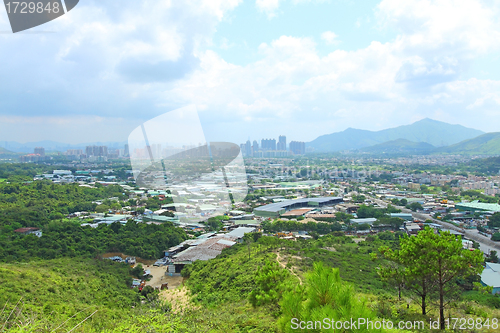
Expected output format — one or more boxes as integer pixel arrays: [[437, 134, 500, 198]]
[[359, 139, 435, 155], [308, 118, 484, 152], [0, 147, 13, 154], [435, 132, 500, 155]]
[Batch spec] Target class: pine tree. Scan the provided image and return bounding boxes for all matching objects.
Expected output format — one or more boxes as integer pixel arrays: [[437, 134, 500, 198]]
[[279, 262, 383, 332]]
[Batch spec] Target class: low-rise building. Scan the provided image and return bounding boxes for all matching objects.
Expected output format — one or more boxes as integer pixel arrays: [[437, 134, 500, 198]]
[[481, 263, 500, 295], [14, 227, 42, 237]]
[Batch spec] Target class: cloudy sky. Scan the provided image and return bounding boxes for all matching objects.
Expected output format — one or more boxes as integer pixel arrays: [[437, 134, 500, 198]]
[[1, 0, 500, 145]]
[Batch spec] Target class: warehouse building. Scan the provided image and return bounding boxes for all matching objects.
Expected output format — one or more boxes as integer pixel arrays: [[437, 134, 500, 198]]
[[481, 263, 500, 294], [253, 197, 343, 218], [455, 201, 500, 213]]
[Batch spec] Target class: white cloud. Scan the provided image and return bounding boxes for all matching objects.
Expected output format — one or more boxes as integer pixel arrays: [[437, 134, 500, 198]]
[[321, 31, 339, 45], [2, 0, 500, 144], [377, 0, 500, 54], [165, 0, 500, 140], [255, 0, 282, 18]]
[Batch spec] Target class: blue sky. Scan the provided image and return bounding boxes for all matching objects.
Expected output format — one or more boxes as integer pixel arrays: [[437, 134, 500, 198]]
[[0, 0, 499, 145], [214, 0, 395, 65]]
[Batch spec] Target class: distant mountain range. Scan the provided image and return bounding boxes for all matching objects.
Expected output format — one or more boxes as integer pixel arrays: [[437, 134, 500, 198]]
[[0, 140, 127, 153], [1, 118, 498, 157], [307, 118, 485, 152], [358, 133, 500, 156], [359, 139, 436, 154], [435, 132, 500, 155], [0, 147, 13, 154]]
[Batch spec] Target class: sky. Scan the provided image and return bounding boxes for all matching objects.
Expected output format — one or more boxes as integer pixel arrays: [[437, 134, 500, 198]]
[[0, 0, 500, 145]]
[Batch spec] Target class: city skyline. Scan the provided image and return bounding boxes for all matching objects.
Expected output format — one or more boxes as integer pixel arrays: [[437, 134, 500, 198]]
[[0, 115, 492, 149], [1, 1, 500, 144]]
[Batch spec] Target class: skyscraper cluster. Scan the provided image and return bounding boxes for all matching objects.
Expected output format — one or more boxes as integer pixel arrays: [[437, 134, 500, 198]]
[[20, 147, 48, 162], [240, 135, 306, 157], [85, 146, 108, 157], [289, 141, 306, 155]]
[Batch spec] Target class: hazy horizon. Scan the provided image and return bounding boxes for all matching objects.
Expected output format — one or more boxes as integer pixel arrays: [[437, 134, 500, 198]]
[[0, 117, 490, 147], [1, 1, 500, 144]]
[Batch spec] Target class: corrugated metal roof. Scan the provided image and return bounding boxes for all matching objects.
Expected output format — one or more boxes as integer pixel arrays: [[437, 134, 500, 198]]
[[226, 227, 256, 238], [456, 201, 500, 212], [172, 235, 238, 263], [217, 239, 236, 246], [350, 218, 377, 224], [254, 197, 343, 213], [481, 269, 500, 288]]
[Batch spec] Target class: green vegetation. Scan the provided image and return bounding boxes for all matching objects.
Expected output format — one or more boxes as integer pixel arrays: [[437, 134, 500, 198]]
[[488, 212, 500, 228], [372, 217, 404, 230], [462, 190, 499, 204], [261, 219, 342, 234], [249, 259, 290, 309], [0, 258, 141, 332], [406, 202, 423, 211], [0, 181, 127, 228], [380, 228, 484, 329], [206, 215, 230, 231], [351, 194, 366, 203], [279, 262, 382, 332], [180, 232, 500, 332], [360, 138, 435, 155], [436, 132, 500, 155], [0, 220, 186, 261], [0, 163, 50, 181], [1, 228, 500, 332], [0, 177, 185, 262], [467, 156, 500, 175], [0, 257, 281, 332], [356, 204, 401, 218], [2, 162, 500, 331]]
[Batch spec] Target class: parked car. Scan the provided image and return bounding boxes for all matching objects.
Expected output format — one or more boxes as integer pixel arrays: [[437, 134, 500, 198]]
[[153, 259, 167, 267]]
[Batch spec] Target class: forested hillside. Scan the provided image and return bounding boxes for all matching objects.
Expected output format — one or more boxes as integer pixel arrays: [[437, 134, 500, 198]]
[[0, 181, 126, 227], [0, 177, 185, 262], [0, 221, 186, 261], [1, 229, 500, 332]]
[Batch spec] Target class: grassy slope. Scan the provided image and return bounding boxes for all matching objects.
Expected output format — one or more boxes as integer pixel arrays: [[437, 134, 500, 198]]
[[3, 236, 500, 332], [0, 258, 139, 332], [183, 235, 500, 332], [436, 132, 500, 155], [0, 255, 279, 333], [360, 139, 435, 155]]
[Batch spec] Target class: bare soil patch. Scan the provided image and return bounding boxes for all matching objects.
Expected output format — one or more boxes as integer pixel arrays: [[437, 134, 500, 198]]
[[160, 285, 198, 313]]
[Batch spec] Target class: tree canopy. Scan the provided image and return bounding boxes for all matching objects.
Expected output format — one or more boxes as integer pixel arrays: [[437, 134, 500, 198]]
[[380, 228, 484, 329]]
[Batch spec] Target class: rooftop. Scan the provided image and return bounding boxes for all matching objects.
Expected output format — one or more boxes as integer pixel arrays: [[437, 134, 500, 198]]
[[350, 218, 377, 224], [456, 201, 500, 212], [481, 263, 500, 288], [172, 236, 237, 262], [14, 227, 40, 233], [281, 208, 315, 217], [254, 197, 343, 213], [226, 227, 256, 239]]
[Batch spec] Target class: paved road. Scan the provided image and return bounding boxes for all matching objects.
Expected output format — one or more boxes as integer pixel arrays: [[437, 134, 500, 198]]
[[369, 197, 500, 254], [411, 212, 500, 253]]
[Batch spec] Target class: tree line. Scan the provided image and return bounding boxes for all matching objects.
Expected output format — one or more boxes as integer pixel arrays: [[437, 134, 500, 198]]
[[0, 220, 186, 262], [378, 228, 484, 330]]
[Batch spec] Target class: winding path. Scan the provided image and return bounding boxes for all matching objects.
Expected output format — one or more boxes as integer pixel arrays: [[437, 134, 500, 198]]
[[275, 251, 303, 285]]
